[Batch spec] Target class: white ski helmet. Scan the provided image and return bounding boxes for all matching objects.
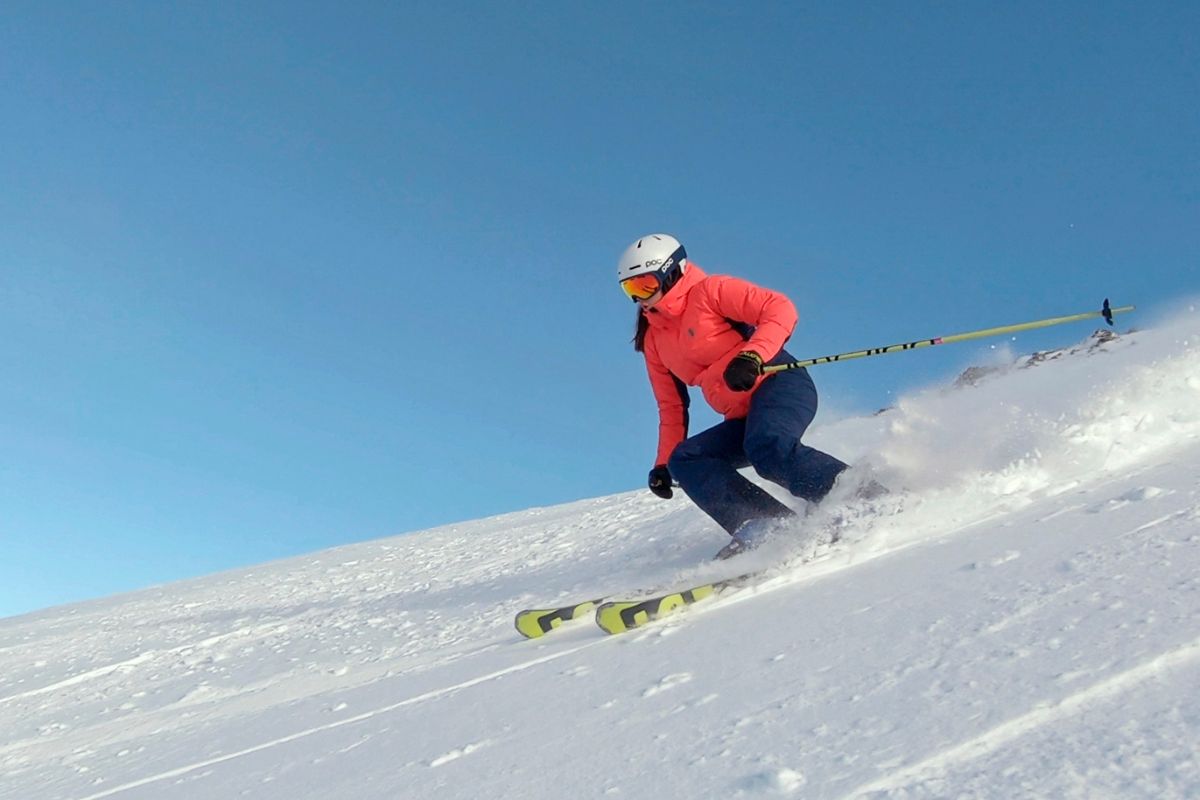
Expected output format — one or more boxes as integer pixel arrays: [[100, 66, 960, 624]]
[[616, 233, 687, 301]]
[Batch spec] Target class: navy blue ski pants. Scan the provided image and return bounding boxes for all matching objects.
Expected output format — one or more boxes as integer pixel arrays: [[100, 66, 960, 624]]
[[667, 357, 848, 536]]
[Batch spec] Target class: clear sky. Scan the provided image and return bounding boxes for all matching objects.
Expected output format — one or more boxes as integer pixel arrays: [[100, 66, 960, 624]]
[[2, 2, 1197, 618]]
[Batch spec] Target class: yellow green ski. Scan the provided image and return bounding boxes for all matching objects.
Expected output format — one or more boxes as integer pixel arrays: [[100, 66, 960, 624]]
[[594, 572, 758, 635], [514, 599, 602, 639]]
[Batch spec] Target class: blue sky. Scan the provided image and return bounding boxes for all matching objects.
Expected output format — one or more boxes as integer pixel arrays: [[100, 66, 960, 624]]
[[2, 2, 1196, 618]]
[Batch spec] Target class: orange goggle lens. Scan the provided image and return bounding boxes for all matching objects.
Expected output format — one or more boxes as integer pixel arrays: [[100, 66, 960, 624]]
[[620, 273, 662, 301]]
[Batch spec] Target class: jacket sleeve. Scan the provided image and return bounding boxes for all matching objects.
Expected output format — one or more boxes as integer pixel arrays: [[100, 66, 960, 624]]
[[707, 275, 798, 361], [644, 336, 690, 467]]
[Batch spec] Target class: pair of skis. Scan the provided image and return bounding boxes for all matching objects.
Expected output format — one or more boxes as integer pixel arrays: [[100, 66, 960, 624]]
[[515, 506, 871, 638], [514, 570, 760, 638]]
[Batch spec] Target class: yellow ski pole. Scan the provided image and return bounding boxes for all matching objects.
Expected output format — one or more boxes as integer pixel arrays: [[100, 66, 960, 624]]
[[762, 299, 1134, 374]]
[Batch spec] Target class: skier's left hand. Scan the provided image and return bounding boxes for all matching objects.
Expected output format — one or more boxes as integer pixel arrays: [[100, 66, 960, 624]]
[[724, 351, 763, 392]]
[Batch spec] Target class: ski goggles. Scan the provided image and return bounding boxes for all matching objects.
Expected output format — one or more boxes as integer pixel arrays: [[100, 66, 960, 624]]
[[619, 272, 662, 302]]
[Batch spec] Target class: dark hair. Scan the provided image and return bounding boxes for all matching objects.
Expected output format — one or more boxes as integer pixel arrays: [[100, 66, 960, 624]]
[[633, 309, 649, 352]]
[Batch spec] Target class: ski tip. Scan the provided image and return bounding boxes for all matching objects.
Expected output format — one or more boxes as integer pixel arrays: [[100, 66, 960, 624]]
[[514, 612, 549, 639], [594, 601, 642, 635], [514, 601, 599, 639]]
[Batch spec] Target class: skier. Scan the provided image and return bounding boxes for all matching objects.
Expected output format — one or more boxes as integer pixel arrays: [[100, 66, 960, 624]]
[[618, 233, 852, 558]]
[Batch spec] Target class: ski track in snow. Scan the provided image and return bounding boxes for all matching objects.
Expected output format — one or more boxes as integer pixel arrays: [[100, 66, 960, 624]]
[[840, 636, 1200, 799], [68, 640, 599, 800], [2, 314, 1199, 800], [0, 622, 294, 708]]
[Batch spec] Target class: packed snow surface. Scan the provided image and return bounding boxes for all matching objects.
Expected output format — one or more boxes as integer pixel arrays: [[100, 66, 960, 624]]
[[3, 311, 1199, 799]]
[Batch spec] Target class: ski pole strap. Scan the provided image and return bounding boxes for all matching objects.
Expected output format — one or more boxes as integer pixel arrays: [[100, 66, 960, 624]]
[[762, 299, 1134, 374]]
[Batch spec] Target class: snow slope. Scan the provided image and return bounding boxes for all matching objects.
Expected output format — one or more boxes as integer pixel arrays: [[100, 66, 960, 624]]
[[2, 311, 1199, 800]]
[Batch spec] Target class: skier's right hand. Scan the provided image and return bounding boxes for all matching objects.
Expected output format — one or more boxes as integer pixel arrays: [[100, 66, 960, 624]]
[[648, 465, 673, 499]]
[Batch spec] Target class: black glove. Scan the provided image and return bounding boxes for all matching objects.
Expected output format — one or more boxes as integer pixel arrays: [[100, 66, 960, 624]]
[[648, 465, 673, 499], [723, 351, 764, 392]]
